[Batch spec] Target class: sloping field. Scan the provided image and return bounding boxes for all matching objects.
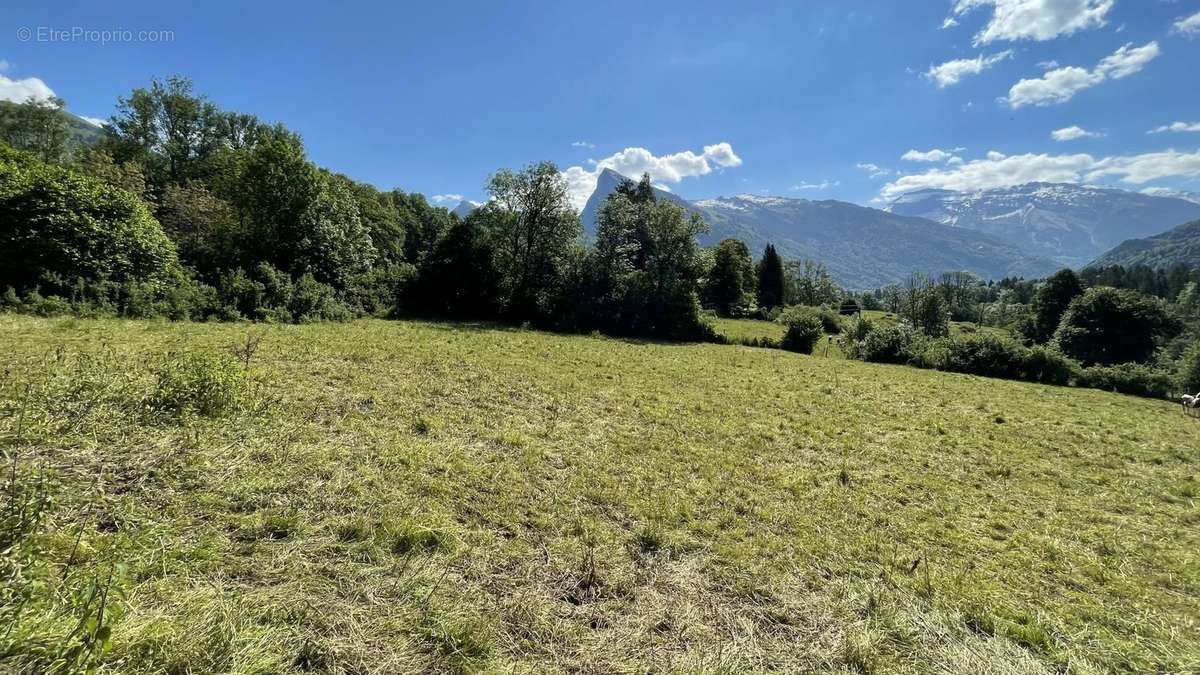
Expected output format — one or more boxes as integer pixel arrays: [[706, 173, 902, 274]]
[[1, 316, 1196, 673]]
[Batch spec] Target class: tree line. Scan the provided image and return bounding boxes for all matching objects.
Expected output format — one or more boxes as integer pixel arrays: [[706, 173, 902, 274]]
[[2, 76, 1198, 396], [844, 267, 1200, 397], [0, 77, 842, 337]]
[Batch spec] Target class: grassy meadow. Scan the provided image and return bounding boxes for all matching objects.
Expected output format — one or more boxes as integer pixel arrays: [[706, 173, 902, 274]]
[[1, 314, 1198, 673]]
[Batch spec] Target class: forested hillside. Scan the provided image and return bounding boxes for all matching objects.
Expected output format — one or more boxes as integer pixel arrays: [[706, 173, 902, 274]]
[[1090, 218, 1200, 270]]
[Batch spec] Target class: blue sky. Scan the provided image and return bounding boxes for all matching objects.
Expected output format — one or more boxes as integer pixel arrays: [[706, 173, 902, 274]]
[[2, 0, 1199, 208]]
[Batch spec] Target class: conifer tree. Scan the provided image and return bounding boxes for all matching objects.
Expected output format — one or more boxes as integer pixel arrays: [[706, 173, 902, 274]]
[[756, 243, 785, 310]]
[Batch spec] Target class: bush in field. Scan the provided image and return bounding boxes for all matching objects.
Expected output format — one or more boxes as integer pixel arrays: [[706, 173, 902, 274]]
[[846, 323, 925, 364], [926, 333, 1028, 379], [776, 307, 825, 354], [147, 352, 259, 418], [924, 333, 1080, 385], [815, 307, 844, 334], [1078, 363, 1174, 399], [212, 265, 351, 323], [1022, 345, 1080, 386]]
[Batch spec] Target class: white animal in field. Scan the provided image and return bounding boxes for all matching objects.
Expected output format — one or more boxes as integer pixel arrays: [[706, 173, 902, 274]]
[[1183, 394, 1199, 409]]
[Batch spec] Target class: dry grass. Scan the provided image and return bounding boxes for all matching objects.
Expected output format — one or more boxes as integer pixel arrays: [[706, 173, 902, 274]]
[[1, 315, 1197, 673]]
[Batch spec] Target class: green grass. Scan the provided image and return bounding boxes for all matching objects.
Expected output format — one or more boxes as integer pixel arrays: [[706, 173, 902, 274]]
[[712, 316, 786, 344], [2, 315, 1198, 673]]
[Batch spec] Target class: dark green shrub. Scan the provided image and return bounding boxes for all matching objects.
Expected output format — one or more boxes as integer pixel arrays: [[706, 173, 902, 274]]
[[160, 276, 220, 321], [217, 268, 264, 320], [814, 307, 844, 334], [345, 262, 414, 316], [2, 286, 21, 309], [776, 307, 824, 354], [1079, 363, 1173, 399], [0, 148, 178, 294], [1054, 287, 1181, 366], [255, 263, 294, 311], [930, 333, 1030, 379], [1022, 346, 1080, 385], [289, 273, 352, 323], [30, 294, 72, 317], [923, 333, 1081, 386], [1178, 340, 1200, 394], [846, 324, 925, 364]]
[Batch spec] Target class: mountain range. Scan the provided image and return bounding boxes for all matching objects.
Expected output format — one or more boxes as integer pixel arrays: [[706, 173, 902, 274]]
[[885, 183, 1200, 268], [433, 169, 1200, 289], [580, 168, 1059, 288], [575, 169, 1200, 288]]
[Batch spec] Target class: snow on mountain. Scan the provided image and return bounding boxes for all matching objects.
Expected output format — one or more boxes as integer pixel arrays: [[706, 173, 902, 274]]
[[1141, 188, 1200, 206], [886, 182, 1200, 267]]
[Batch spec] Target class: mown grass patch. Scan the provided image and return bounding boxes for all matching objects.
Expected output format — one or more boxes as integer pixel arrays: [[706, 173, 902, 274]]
[[0, 314, 1197, 673]]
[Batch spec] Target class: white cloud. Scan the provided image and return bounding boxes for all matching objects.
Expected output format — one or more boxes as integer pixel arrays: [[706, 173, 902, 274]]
[[1037, 60, 1060, 69], [948, 0, 1113, 45], [881, 148, 1200, 200], [901, 148, 961, 163], [1087, 150, 1200, 185], [431, 194, 465, 204], [1148, 121, 1200, 134], [791, 180, 838, 191], [1051, 125, 1103, 141], [925, 50, 1012, 87], [79, 116, 107, 127], [562, 142, 743, 210], [1006, 66, 1098, 107], [1004, 41, 1159, 108], [1172, 10, 1200, 36], [855, 162, 891, 178], [0, 73, 56, 103], [1094, 41, 1160, 79], [571, 141, 596, 149]]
